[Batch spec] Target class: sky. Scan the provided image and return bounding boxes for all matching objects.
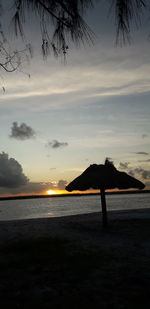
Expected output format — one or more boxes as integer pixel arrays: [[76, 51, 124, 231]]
[[0, 1, 150, 196]]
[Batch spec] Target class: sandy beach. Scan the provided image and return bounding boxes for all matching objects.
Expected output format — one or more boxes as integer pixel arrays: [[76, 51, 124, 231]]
[[0, 209, 150, 308], [0, 208, 150, 245]]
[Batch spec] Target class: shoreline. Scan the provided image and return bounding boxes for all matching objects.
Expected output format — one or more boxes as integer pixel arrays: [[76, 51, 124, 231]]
[[1, 206, 150, 223], [0, 208, 150, 245]]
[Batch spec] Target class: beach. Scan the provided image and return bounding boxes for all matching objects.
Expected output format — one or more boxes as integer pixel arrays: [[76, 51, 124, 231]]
[[0, 208, 150, 244], [0, 209, 150, 308]]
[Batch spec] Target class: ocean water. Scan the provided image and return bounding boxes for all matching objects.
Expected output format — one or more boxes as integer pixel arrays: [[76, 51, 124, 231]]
[[0, 193, 149, 221]]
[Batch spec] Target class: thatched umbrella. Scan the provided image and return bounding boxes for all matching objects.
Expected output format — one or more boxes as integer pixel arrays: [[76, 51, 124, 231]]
[[65, 159, 145, 227]]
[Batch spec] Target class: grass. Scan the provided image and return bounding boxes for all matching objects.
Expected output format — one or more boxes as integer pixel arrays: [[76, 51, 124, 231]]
[[0, 218, 150, 308]]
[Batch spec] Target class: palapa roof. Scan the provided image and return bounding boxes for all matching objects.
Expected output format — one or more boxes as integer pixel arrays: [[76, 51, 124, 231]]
[[66, 159, 145, 192]]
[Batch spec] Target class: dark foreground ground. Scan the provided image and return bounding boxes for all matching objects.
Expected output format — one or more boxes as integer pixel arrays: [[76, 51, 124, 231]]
[[0, 210, 150, 308]]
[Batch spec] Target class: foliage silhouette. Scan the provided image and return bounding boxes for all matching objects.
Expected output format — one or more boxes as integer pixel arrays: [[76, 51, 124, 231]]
[[0, 0, 148, 75]]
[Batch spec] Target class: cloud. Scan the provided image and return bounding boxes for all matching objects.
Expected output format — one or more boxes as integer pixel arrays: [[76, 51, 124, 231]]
[[143, 181, 150, 189], [128, 167, 150, 180], [0, 179, 68, 195], [138, 159, 150, 163], [2, 43, 150, 106], [135, 152, 149, 155], [128, 170, 135, 177], [0, 181, 52, 195], [46, 140, 68, 149], [57, 180, 68, 190], [142, 134, 148, 139], [10, 122, 36, 140], [119, 162, 130, 170], [19, 182, 54, 194], [141, 170, 150, 180], [119, 161, 150, 181], [0, 152, 28, 188]]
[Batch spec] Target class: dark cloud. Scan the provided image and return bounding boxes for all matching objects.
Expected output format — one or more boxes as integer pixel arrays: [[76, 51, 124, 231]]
[[57, 180, 67, 190], [138, 159, 150, 163], [136, 169, 150, 180], [10, 122, 36, 140], [119, 162, 130, 170], [128, 167, 150, 180], [144, 181, 150, 189], [46, 140, 68, 149], [20, 182, 55, 193], [0, 179, 68, 195], [23, 182, 55, 193], [128, 169, 135, 177], [135, 152, 149, 155], [141, 170, 150, 180], [0, 181, 53, 195], [142, 134, 148, 139], [0, 152, 28, 188]]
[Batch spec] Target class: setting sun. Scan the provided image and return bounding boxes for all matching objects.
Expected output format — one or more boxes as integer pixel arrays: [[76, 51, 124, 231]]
[[47, 190, 57, 195]]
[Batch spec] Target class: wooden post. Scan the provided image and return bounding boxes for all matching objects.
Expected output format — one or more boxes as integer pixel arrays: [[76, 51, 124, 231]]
[[100, 189, 107, 227]]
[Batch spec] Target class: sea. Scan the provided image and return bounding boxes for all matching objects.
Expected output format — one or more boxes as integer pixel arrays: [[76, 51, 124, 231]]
[[0, 192, 149, 221]]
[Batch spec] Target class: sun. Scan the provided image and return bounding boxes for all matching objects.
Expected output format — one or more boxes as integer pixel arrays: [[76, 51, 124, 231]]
[[47, 190, 57, 195]]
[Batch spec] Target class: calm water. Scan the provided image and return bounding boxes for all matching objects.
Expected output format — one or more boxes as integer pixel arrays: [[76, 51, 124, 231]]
[[0, 193, 149, 221]]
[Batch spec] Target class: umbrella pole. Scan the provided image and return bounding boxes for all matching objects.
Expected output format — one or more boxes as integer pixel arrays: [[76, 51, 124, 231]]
[[100, 189, 107, 227]]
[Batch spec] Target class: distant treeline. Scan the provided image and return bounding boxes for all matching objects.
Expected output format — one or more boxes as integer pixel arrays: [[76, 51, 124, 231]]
[[0, 190, 149, 201]]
